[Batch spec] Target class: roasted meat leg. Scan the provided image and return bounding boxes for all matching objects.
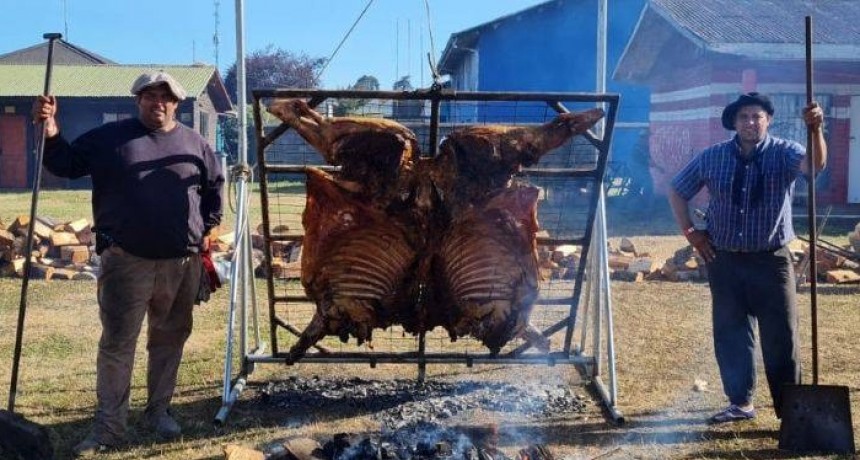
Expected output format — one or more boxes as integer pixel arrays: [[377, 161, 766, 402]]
[[267, 98, 419, 206], [433, 108, 604, 210]]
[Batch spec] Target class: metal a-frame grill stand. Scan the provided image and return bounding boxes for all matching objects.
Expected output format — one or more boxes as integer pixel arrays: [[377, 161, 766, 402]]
[[215, 86, 624, 425]]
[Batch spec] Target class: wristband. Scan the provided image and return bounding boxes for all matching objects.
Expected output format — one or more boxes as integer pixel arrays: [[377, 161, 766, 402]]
[[684, 226, 697, 236]]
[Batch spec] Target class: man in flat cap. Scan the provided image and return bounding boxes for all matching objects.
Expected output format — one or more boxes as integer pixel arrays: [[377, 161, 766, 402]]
[[668, 92, 826, 424], [32, 70, 224, 455]]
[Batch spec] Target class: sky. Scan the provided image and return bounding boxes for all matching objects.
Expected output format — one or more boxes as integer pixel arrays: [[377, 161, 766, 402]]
[[1, 0, 547, 90]]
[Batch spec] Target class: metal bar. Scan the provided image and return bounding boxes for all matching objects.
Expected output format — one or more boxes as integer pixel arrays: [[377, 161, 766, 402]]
[[264, 164, 339, 174], [578, 240, 596, 355], [253, 97, 280, 357], [427, 86, 441, 157], [261, 124, 290, 149], [417, 331, 427, 383], [9, 32, 61, 412], [797, 235, 860, 262], [592, 191, 607, 378], [220, 178, 248, 407], [520, 168, 602, 177], [509, 317, 569, 356], [593, 376, 625, 424], [245, 214, 262, 350], [250, 352, 595, 366], [253, 88, 620, 103], [796, 205, 833, 285], [272, 317, 332, 353], [273, 295, 311, 302], [215, 377, 246, 426], [216, 0, 247, 424], [805, 15, 819, 385]]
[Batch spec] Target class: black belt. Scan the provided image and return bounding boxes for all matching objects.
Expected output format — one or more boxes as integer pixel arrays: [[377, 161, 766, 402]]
[[717, 246, 783, 254]]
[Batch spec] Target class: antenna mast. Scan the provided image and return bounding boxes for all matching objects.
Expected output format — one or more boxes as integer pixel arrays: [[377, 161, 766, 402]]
[[214, 0, 221, 69], [62, 0, 69, 39]]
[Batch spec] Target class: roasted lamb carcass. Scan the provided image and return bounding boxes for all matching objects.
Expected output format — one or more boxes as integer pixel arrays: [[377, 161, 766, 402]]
[[267, 98, 419, 207], [432, 108, 604, 211], [430, 184, 550, 355], [291, 168, 421, 361]]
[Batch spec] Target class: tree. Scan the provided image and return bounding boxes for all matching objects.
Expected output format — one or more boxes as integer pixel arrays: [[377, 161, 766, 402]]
[[224, 45, 325, 104], [221, 46, 324, 161], [333, 75, 381, 116], [393, 75, 413, 91], [353, 75, 380, 91]]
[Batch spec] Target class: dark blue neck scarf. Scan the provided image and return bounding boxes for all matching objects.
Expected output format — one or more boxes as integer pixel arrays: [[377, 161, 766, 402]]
[[732, 141, 764, 207]]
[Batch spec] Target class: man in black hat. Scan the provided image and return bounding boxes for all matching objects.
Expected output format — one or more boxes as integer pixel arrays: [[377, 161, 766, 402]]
[[668, 92, 826, 423], [32, 71, 224, 455]]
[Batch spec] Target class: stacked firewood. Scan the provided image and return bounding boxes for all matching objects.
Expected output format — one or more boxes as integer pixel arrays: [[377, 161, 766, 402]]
[[803, 220, 860, 284], [0, 215, 98, 280], [601, 230, 860, 285], [250, 224, 302, 280], [601, 238, 706, 282], [0, 215, 238, 281]]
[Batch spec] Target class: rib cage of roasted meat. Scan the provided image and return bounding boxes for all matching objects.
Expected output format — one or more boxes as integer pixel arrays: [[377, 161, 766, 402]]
[[267, 98, 603, 358], [295, 168, 421, 362], [430, 184, 549, 355]]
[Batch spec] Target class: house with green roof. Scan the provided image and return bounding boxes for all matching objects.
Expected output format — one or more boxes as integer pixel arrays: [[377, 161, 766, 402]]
[[0, 40, 232, 188]]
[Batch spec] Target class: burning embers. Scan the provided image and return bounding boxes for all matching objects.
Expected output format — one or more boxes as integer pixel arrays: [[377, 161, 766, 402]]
[[267, 99, 603, 359], [315, 424, 555, 460], [246, 377, 586, 460]]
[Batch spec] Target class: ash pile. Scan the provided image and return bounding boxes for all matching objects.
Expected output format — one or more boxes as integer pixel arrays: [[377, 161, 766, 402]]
[[253, 376, 588, 430]]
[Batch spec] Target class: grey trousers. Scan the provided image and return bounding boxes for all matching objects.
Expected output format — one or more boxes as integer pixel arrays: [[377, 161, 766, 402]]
[[92, 245, 200, 443], [707, 246, 800, 415]]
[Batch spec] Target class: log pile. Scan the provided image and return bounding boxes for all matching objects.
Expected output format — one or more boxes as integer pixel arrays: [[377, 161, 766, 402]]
[[0, 215, 98, 280], [805, 220, 860, 284], [0, 215, 236, 282], [600, 238, 707, 283], [597, 230, 860, 285]]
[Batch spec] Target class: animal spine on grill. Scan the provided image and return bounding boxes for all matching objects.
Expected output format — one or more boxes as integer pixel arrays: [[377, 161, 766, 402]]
[[293, 168, 420, 361], [267, 98, 419, 208]]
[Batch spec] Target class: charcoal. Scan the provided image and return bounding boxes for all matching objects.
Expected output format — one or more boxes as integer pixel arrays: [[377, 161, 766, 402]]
[[251, 377, 587, 430]]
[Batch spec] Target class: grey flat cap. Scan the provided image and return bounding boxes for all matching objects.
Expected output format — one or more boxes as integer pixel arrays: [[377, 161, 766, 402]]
[[130, 71, 187, 101]]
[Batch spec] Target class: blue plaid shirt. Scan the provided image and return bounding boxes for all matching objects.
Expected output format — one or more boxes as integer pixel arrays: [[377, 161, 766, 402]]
[[671, 134, 806, 252]]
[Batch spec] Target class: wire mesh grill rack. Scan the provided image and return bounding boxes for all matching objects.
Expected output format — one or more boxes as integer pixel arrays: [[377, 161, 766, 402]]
[[251, 87, 618, 368]]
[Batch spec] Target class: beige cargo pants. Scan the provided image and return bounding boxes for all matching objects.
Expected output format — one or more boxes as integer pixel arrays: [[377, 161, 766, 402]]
[[92, 245, 201, 443]]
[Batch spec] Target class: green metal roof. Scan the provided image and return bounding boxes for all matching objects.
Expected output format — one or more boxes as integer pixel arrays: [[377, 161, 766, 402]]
[[0, 64, 218, 98]]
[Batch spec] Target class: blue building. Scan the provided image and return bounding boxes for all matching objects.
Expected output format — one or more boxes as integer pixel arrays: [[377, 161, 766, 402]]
[[437, 0, 650, 179]]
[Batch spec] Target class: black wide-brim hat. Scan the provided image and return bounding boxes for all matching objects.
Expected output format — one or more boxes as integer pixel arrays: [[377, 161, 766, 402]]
[[721, 92, 775, 130]]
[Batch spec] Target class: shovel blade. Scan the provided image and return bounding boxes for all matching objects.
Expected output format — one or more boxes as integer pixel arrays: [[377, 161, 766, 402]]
[[778, 384, 855, 454]]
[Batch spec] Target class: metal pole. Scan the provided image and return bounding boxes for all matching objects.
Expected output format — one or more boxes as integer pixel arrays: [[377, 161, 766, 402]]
[[216, 0, 251, 425], [8, 32, 62, 413], [804, 15, 819, 386], [594, 0, 619, 410]]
